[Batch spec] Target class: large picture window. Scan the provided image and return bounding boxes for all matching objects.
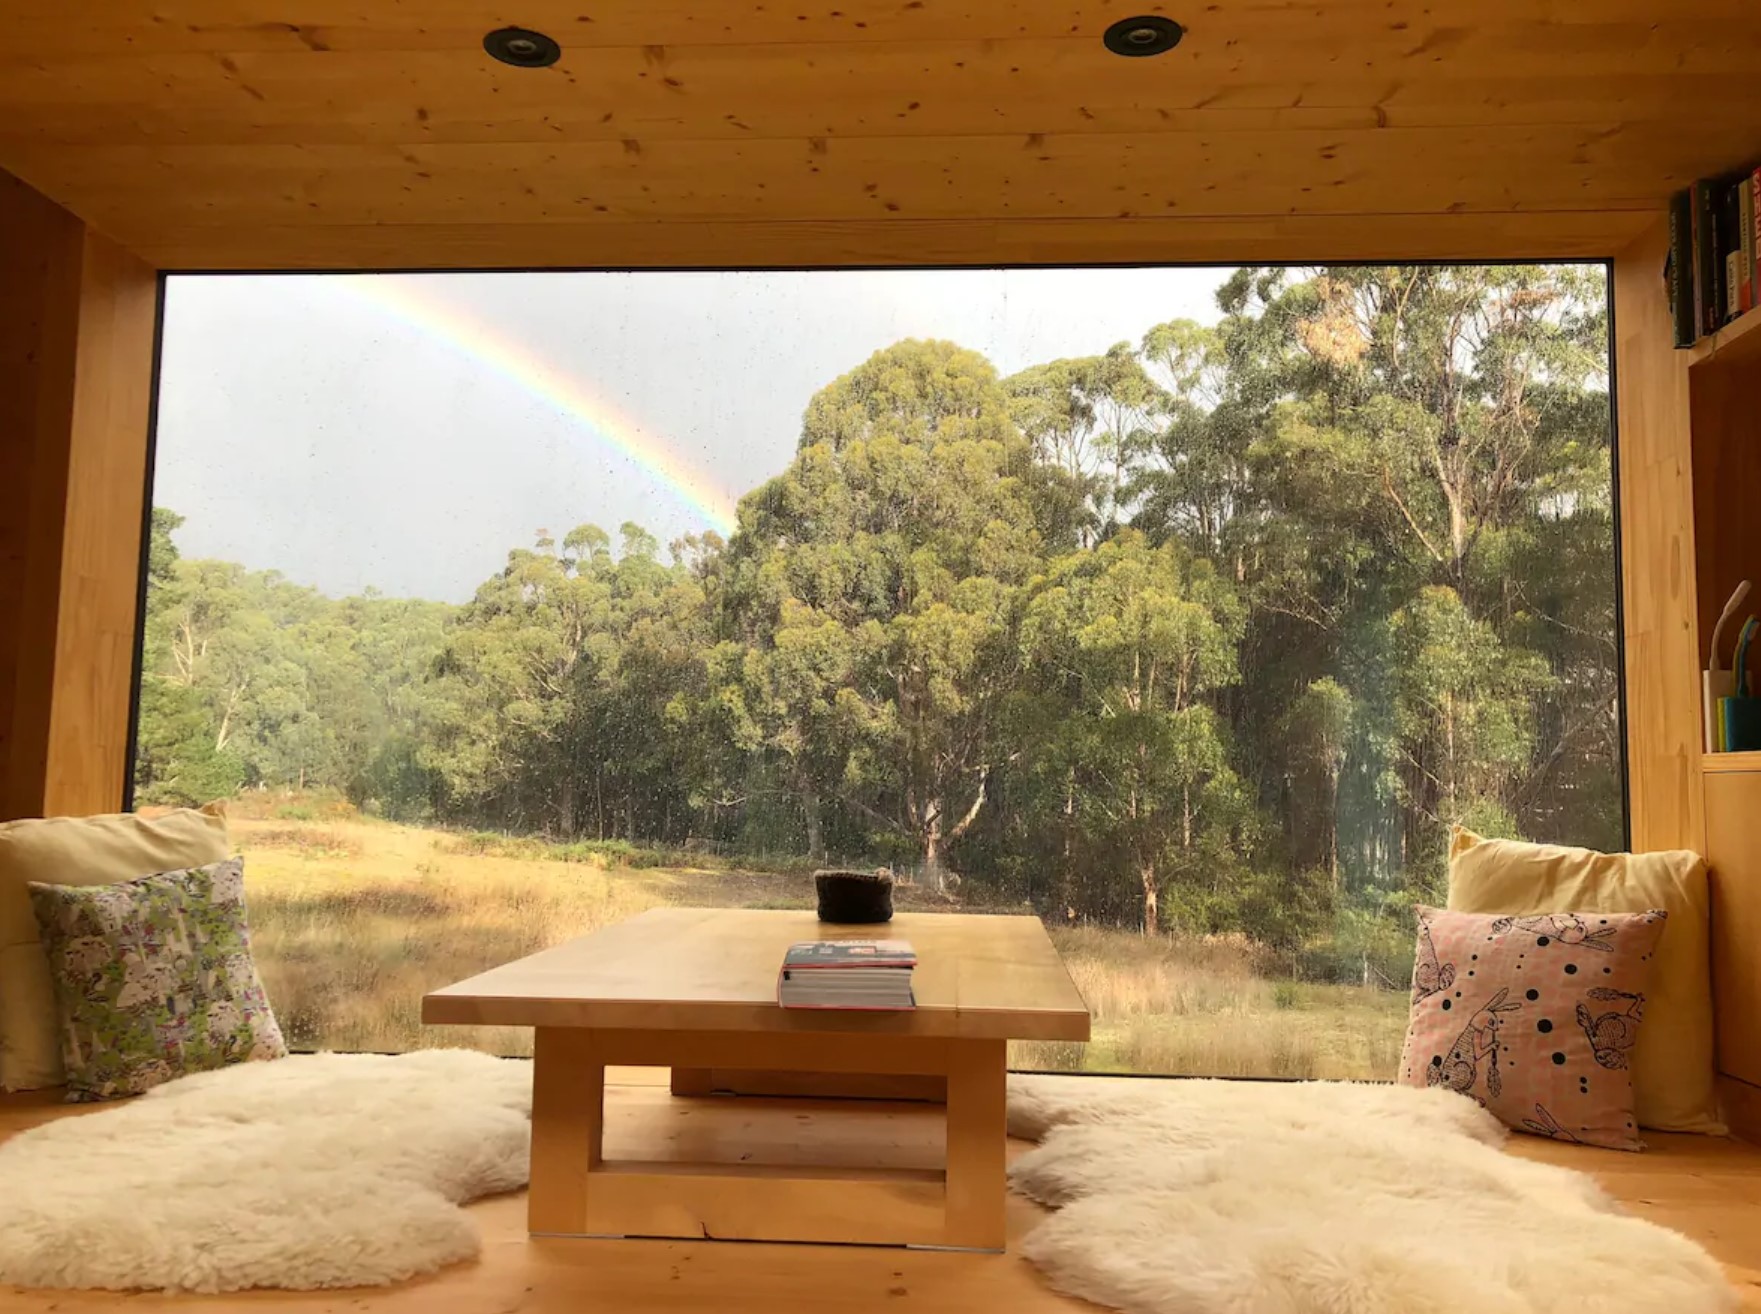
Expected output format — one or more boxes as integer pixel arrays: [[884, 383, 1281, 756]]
[[133, 264, 1622, 1075]]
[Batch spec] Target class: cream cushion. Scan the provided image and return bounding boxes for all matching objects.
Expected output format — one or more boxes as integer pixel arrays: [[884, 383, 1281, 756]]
[[1446, 826, 1723, 1135], [0, 805, 229, 1091]]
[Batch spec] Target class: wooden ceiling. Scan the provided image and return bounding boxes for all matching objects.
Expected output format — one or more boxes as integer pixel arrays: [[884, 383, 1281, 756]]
[[0, 0, 1756, 270]]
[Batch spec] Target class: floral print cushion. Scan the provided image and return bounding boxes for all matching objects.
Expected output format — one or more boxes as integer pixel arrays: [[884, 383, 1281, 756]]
[[1399, 904, 1667, 1151], [27, 857, 287, 1101]]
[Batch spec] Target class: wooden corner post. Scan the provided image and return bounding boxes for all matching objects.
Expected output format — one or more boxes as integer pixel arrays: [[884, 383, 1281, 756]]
[[0, 170, 159, 821]]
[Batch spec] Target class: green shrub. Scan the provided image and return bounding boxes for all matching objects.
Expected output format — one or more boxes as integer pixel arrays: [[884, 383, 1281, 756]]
[[1297, 900, 1417, 988]]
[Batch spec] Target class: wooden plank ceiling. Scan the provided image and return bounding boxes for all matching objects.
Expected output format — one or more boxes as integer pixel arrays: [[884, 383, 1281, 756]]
[[0, 0, 1755, 269]]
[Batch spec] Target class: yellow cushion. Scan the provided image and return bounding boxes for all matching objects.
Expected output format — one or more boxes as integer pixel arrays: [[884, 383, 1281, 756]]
[[0, 805, 230, 1091], [1446, 826, 1723, 1135]]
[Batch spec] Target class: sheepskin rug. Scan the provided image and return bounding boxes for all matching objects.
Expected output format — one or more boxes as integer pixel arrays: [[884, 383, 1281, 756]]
[[1007, 1074, 1737, 1314], [0, 1050, 531, 1293]]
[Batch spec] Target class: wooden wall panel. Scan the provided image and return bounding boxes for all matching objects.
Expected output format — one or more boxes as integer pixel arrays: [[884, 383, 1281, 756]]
[[0, 0, 1751, 272], [8, 50, 1761, 148], [1706, 779, 1756, 1057], [1717, 1073, 1761, 1145], [0, 169, 156, 821], [41, 233, 158, 816], [1704, 773, 1761, 1139], [143, 211, 1650, 274], [1612, 219, 1702, 855], [5, 1, 1756, 54], [0, 129, 1707, 231], [0, 173, 85, 822]]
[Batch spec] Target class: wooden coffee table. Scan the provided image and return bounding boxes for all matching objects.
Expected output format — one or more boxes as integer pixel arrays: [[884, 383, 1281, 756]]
[[422, 907, 1090, 1250]]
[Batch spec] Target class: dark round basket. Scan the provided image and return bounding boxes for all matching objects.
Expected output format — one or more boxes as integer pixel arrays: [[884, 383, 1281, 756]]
[[814, 869, 894, 924]]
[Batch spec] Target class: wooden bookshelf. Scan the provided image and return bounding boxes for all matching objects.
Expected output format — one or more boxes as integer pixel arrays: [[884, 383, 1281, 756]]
[[1702, 751, 1761, 774], [1689, 312, 1761, 665], [1689, 303, 1761, 368], [1679, 266, 1761, 1137]]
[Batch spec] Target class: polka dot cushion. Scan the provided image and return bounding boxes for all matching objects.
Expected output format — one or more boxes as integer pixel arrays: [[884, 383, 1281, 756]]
[[1399, 904, 1668, 1151]]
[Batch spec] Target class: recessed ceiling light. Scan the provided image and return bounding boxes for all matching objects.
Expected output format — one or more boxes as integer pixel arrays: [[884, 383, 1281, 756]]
[[1103, 15, 1184, 57], [483, 26, 562, 68]]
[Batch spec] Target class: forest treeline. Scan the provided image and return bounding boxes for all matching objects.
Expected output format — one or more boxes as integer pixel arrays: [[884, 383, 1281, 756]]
[[134, 265, 1621, 969]]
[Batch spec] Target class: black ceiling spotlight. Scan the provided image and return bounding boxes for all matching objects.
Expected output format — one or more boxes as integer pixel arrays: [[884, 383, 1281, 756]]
[[1102, 15, 1184, 57], [483, 26, 562, 68]]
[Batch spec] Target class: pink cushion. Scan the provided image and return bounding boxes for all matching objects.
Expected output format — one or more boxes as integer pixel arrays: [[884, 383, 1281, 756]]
[[1398, 905, 1667, 1151]]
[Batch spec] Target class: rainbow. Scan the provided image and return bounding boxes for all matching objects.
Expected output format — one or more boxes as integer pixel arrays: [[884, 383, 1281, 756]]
[[337, 277, 739, 534]]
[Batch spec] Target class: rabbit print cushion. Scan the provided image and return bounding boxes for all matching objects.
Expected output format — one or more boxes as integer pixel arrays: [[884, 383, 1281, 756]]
[[1399, 904, 1667, 1150]]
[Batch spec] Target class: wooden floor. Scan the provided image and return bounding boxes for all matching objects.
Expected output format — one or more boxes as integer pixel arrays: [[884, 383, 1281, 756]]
[[3, 1073, 1760, 1313]]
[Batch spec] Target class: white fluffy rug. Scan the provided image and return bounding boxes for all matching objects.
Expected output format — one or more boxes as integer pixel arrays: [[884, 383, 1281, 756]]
[[0, 1051, 531, 1292], [1007, 1075, 1737, 1314]]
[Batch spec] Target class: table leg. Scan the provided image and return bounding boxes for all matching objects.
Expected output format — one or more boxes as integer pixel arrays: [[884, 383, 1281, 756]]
[[942, 1038, 1007, 1250], [670, 1067, 715, 1096], [533, 1029, 1007, 1248], [529, 1027, 604, 1235]]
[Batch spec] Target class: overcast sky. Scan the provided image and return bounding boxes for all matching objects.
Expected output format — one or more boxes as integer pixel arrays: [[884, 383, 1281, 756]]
[[154, 267, 1233, 602]]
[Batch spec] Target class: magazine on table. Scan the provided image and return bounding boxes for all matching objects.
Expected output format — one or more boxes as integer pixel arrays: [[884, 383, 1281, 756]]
[[777, 939, 916, 1009]]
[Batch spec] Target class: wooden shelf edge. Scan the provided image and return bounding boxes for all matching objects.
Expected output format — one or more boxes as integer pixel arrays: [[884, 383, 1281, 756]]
[[1689, 304, 1761, 367], [1702, 751, 1761, 773]]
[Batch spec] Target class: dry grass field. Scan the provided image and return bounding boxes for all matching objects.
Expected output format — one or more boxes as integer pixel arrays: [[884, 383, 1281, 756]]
[[226, 798, 1408, 1079]]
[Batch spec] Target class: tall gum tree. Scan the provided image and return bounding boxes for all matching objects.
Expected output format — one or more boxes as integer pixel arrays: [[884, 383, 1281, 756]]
[[722, 340, 1044, 887]]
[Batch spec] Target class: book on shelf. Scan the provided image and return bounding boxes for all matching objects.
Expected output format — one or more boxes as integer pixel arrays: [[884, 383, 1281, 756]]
[[777, 938, 917, 1010], [1669, 189, 1695, 348], [1674, 165, 1761, 349], [1746, 172, 1760, 317], [1694, 177, 1721, 340], [1721, 184, 1745, 324]]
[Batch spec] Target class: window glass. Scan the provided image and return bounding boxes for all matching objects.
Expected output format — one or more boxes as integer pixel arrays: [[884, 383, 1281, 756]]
[[136, 265, 1621, 1074]]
